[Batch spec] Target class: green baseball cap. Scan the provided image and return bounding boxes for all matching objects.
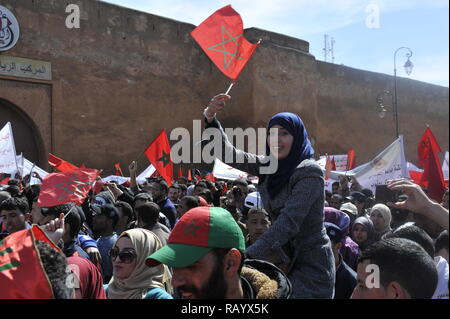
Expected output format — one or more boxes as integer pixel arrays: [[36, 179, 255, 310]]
[[146, 206, 245, 268]]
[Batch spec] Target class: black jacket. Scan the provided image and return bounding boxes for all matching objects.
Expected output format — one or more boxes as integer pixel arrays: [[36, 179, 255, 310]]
[[241, 259, 292, 299]]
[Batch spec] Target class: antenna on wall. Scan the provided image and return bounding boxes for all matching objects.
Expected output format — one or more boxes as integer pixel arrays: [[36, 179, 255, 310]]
[[323, 34, 329, 62], [322, 34, 336, 64]]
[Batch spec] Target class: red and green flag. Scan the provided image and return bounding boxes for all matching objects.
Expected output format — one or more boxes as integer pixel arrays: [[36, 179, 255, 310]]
[[144, 130, 173, 186], [38, 168, 100, 207], [418, 128, 441, 168], [191, 5, 260, 81], [0, 226, 59, 299], [417, 128, 445, 202]]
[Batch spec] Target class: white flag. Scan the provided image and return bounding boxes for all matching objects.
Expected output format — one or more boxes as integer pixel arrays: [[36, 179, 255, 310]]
[[136, 164, 156, 184], [212, 158, 259, 184], [0, 122, 19, 175], [328, 136, 407, 193], [443, 151, 449, 180], [16, 155, 48, 185]]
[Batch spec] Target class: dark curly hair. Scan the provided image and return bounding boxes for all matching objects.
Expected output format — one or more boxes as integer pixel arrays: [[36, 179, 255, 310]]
[[36, 241, 73, 299]]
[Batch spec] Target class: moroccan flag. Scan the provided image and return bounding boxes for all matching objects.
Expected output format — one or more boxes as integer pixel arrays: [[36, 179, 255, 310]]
[[144, 130, 173, 186], [0, 226, 58, 299], [38, 168, 100, 207], [420, 142, 446, 202], [347, 150, 356, 170], [418, 128, 441, 168], [191, 5, 260, 81], [48, 153, 78, 172], [187, 169, 193, 181], [178, 167, 183, 179], [114, 163, 123, 176]]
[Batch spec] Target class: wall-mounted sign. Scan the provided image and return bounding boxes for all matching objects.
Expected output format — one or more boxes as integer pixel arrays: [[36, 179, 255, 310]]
[[0, 6, 20, 51], [0, 55, 52, 81]]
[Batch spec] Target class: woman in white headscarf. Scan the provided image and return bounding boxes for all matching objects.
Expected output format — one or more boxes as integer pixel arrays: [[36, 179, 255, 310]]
[[105, 228, 172, 299], [370, 204, 392, 241]]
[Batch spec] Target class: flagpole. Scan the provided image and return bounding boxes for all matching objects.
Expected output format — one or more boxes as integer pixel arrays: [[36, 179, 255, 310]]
[[225, 81, 235, 95], [64, 205, 76, 218]]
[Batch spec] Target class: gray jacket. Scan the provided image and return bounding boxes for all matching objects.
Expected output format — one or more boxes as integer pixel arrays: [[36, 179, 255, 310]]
[[205, 118, 335, 298]]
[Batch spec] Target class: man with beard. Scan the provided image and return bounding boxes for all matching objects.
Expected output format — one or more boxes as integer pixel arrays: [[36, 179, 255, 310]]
[[146, 206, 292, 299]]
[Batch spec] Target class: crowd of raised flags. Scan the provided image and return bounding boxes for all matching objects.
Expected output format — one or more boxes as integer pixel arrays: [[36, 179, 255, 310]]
[[1, 120, 448, 206]]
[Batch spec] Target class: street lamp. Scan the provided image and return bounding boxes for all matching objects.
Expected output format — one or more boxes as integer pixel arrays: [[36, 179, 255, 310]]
[[392, 47, 414, 138]]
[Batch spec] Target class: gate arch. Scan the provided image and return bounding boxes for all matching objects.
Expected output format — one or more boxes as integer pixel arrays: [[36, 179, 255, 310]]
[[0, 97, 46, 171]]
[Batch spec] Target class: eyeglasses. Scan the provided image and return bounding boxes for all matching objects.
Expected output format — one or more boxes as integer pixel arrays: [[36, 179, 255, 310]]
[[108, 247, 137, 264]]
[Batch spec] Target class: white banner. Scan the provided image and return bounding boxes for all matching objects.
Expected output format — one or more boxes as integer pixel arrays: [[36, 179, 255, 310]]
[[16, 155, 49, 185], [318, 154, 348, 171], [0, 122, 19, 175], [443, 151, 449, 180], [327, 136, 407, 193], [212, 158, 259, 184]]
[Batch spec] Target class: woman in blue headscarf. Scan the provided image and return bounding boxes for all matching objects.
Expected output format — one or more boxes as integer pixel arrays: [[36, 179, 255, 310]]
[[202, 94, 335, 299]]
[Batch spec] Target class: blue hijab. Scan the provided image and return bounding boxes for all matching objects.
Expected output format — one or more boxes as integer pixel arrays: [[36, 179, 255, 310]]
[[264, 112, 314, 198]]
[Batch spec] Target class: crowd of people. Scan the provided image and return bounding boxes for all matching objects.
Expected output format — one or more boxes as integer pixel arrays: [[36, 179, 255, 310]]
[[0, 93, 448, 299]]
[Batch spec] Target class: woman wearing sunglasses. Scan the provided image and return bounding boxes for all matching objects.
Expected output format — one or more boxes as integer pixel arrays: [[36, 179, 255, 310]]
[[105, 228, 173, 299]]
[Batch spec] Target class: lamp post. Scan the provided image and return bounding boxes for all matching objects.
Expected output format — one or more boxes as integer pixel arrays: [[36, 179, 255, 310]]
[[376, 90, 395, 137], [393, 47, 414, 138]]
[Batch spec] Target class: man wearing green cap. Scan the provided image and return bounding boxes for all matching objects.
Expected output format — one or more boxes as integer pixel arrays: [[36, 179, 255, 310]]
[[146, 206, 291, 299]]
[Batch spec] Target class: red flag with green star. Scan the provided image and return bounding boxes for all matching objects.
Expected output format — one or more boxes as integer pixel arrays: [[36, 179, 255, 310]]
[[0, 226, 59, 299], [191, 5, 260, 81], [38, 168, 100, 207], [144, 130, 173, 186]]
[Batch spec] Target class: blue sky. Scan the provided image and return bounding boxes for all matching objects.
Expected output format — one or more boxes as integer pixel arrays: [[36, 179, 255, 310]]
[[102, 0, 449, 87]]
